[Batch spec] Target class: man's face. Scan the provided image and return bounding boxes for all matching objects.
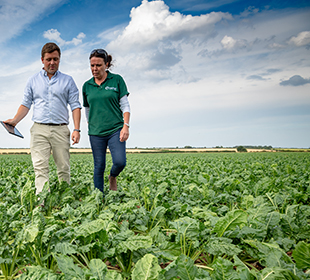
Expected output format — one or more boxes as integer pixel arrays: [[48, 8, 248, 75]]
[[41, 50, 60, 77]]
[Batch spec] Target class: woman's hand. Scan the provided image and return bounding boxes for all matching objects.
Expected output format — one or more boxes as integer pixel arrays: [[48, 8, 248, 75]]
[[120, 125, 129, 142]]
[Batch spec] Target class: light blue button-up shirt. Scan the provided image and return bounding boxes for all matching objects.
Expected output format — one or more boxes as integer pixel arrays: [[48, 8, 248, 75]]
[[21, 70, 81, 124]]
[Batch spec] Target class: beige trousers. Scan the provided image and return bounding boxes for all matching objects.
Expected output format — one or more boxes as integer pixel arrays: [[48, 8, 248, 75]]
[[30, 123, 70, 194]]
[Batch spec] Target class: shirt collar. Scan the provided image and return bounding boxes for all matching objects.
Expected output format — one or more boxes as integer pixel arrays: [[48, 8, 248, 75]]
[[42, 68, 59, 78], [106, 70, 112, 79], [102, 70, 112, 81], [90, 70, 112, 85]]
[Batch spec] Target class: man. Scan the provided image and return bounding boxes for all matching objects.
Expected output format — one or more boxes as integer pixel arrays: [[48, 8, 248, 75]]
[[5, 42, 81, 194]]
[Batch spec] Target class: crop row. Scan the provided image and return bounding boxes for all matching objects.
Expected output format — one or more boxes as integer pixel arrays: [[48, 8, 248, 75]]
[[0, 152, 309, 279]]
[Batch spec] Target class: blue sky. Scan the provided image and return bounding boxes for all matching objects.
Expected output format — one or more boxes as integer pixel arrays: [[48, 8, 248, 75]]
[[0, 0, 309, 148]]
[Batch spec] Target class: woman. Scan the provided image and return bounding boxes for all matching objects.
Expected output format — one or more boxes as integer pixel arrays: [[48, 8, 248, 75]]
[[83, 49, 130, 195]]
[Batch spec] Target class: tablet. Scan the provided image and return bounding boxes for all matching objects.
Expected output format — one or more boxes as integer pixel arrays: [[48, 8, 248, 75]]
[[1, 121, 24, 138]]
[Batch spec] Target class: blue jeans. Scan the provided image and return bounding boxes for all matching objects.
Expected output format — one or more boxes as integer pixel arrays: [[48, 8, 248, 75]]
[[89, 129, 126, 193]]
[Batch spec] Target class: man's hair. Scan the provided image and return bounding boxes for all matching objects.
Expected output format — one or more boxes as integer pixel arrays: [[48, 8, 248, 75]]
[[41, 42, 61, 58]]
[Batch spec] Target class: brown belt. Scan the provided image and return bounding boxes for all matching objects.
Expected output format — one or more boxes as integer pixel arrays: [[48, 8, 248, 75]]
[[36, 123, 67, 126]]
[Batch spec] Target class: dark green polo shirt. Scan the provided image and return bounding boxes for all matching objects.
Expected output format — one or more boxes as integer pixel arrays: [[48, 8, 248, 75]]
[[83, 71, 129, 136]]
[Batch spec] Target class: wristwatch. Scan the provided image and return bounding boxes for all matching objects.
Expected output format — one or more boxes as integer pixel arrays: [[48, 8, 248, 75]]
[[124, 123, 130, 128], [74, 129, 81, 132]]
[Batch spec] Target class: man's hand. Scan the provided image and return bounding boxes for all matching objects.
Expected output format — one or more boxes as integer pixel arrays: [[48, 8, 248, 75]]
[[4, 119, 17, 127], [72, 130, 80, 145], [4, 105, 29, 127], [71, 108, 81, 145]]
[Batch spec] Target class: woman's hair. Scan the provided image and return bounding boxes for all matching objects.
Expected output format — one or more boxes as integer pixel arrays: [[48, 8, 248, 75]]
[[89, 49, 113, 68], [41, 42, 61, 58]]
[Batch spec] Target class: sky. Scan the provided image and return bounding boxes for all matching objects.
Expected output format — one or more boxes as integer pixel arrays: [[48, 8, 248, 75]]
[[0, 0, 309, 149]]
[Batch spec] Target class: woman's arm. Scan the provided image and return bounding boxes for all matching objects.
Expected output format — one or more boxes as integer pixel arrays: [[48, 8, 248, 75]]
[[119, 95, 130, 142], [120, 112, 130, 142]]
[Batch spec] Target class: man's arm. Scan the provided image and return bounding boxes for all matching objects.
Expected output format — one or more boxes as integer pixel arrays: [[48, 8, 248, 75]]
[[71, 108, 81, 145], [4, 105, 29, 126]]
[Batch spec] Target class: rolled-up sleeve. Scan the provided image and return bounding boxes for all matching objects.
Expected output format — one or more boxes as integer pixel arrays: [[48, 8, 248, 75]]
[[67, 77, 82, 111], [21, 78, 34, 109]]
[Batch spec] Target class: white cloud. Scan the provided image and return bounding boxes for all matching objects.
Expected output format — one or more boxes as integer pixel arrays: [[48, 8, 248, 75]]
[[69, 32, 86, 46], [43, 29, 65, 45], [106, 0, 233, 83], [43, 29, 86, 46], [288, 31, 310, 47], [246, 75, 267, 81], [108, 0, 232, 52], [239, 6, 260, 18], [0, 0, 65, 44], [221, 35, 247, 50], [268, 42, 286, 49]]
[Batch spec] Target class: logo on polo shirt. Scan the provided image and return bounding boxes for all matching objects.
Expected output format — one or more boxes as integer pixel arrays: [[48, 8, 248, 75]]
[[105, 86, 117, 91]]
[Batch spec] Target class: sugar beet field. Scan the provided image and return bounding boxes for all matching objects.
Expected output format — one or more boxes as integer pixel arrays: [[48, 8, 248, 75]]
[[0, 152, 309, 280]]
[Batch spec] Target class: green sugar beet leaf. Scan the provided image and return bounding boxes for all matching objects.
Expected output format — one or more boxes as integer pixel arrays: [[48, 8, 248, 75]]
[[75, 219, 107, 238], [131, 254, 161, 280], [244, 239, 293, 267], [160, 254, 199, 280], [19, 266, 62, 280], [105, 270, 124, 280], [175, 254, 198, 280], [292, 241, 310, 270], [88, 259, 108, 280], [211, 257, 238, 280], [55, 254, 85, 279], [213, 209, 247, 237], [169, 217, 200, 241], [205, 237, 242, 257], [41, 224, 59, 244], [116, 235, 153, 254], [233, 255, 256, 280], [20, 178, 34, 207], [257, 267, 301, 280], [54, 242, 78, 255], [22, 224, 39, 243]]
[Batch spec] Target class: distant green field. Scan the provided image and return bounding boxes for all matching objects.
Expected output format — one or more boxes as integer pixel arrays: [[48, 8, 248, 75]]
[[0, 152, 309, 279]]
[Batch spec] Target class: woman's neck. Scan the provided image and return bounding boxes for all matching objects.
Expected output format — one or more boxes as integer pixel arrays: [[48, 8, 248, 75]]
[[94, 71, 108, 85]]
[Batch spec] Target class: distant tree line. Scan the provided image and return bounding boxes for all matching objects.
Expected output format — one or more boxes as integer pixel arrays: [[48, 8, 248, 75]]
[[240, 145, 273, 150], [236, 146, 247, 153], [214, 145, 273, 150]]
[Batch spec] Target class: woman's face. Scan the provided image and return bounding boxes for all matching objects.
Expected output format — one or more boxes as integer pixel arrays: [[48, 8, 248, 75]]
[[90, 57, 108, 80]]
